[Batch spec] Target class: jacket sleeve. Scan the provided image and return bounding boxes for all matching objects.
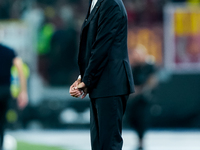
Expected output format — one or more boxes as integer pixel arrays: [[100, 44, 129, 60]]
[[82, 3, 123, 89]]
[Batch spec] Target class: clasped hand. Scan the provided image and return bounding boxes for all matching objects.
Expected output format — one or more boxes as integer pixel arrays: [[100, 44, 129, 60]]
[[69, 80, 88, 99]]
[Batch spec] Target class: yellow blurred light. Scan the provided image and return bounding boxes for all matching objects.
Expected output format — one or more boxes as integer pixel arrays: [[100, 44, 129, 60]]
[[6, 109, 18, 123], [128, 28, 163, 64], [174, 8, 200, 36], [187, 0, 200, 5]]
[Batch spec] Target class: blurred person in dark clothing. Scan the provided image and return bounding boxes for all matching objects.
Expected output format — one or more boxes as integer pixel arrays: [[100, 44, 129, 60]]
[[127, 44, 158, 150], [48, 23, 78, 86], [69, 0, 135, 149], [38, 3, 79, 85], [0, 43, 28, 150]]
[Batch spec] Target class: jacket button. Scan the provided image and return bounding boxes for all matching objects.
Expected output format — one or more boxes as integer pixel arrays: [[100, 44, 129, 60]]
[[85, 19, 87, 22]]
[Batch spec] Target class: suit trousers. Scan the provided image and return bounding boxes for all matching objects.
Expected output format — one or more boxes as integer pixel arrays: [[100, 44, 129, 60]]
[[90, 95, 129, 150]]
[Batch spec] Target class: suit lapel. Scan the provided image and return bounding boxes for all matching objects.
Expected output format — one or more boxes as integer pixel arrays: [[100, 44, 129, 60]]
[[81, 0, 92, 31], [82, 0, 104, 30]]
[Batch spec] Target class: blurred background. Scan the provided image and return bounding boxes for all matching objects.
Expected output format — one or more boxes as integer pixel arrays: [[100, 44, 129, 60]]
[[1, 0, 200, 150]]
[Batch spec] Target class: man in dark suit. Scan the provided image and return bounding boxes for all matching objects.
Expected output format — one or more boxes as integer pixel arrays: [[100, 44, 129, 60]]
[[69, 0, 134, 149]]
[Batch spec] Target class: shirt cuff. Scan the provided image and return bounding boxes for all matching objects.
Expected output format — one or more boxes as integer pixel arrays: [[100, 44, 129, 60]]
[[77, 75, 81, 80]]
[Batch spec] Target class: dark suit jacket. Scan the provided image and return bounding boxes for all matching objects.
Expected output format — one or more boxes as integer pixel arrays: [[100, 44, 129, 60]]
[[78, 0, 134, 98]]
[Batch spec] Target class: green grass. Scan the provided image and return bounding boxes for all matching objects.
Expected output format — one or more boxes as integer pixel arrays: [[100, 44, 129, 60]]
[[17, 141, 65, 150]]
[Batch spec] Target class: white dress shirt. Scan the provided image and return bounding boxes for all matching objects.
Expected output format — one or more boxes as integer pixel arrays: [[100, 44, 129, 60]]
[[90, 0, 98, 13]]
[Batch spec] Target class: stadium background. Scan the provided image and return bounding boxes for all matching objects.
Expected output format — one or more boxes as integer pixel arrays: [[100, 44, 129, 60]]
[[1, 0, 200, 149]]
